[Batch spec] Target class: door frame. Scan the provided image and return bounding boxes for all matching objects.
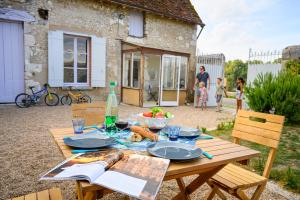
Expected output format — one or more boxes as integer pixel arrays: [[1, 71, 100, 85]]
[[159, 54, 181, 106]]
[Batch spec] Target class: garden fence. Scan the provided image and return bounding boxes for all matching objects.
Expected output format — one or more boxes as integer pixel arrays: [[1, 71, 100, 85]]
[[247, 49, 282, 85]]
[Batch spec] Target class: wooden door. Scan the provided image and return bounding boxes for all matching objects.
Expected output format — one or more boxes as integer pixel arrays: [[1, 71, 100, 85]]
[[0, 20, 24, 103]]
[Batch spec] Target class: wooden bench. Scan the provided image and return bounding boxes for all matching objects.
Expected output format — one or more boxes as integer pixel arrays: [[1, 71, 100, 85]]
[[8, 188, 62, 200], [206, 110, 285, 200]]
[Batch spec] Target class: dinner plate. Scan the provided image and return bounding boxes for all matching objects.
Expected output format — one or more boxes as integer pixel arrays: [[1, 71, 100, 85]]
[[179, 127, 200, 137], [147, 142, 202, 160], [64, 135, 115, 149]]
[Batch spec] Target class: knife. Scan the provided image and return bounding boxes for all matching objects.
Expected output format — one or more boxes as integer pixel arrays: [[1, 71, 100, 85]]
[[202, 151, 214, 159], [71, 149, 103, 154]]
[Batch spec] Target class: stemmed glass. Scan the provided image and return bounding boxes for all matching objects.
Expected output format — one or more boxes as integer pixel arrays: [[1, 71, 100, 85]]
[[115, 119, 129, 139]]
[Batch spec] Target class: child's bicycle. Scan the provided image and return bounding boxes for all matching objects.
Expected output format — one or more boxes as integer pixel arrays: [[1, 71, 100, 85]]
[[15, 83, 60, 108], [60, 87, 91, 105]]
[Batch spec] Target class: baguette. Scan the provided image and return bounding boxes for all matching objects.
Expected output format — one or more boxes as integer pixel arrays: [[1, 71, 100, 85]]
[[130, 126, 159, 141], [130, 132, 144, 142]]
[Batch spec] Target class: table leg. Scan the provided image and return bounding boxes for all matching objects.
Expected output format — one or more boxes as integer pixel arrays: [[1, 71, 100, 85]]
[[172, 165, 225, 200], [175, 178, 192, 200], [76, 181, 97, 200]]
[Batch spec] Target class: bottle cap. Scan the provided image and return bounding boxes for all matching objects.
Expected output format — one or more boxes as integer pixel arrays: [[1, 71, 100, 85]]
[[110, 81, 117, 87]]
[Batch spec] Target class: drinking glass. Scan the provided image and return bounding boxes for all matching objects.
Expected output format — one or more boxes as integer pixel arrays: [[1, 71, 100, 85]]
[[72, 118, 85, 134], [115, 119, 129, 133], [168, 126, 180, 141]]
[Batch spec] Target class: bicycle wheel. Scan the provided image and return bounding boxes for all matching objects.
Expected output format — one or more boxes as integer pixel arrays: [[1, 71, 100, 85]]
[[61, 95, 72, 105], [44, 93, 59, 106], [15, 93, 31, 108], [79, 95, 92, 103]]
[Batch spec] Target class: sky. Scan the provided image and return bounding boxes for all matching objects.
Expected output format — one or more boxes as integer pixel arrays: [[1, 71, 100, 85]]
[[190, 0, 300, 61]]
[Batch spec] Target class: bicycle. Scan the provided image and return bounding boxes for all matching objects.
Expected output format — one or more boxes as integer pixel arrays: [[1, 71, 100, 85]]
[[15, 83, 60, 108], [60, 87, 92, 105]]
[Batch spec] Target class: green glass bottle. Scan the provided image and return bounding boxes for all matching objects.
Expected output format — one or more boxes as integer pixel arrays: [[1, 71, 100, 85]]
[[105, 81, 118, 132]]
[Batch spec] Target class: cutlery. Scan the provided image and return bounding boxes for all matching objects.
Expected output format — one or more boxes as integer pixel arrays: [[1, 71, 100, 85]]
[[71, 149, 104, 154], [202, 151, 214, 159], [198, 135, 214, 140]]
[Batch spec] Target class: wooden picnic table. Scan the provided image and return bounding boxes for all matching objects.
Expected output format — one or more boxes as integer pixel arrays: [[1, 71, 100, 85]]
[[49, 128, 260, 200]]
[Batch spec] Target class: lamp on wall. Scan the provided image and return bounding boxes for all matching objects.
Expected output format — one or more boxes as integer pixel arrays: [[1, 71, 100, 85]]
[[118, 13, 125, 20], [117, 13, 125, 37]]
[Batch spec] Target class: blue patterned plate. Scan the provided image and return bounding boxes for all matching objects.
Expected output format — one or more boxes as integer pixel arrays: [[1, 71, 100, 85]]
[[147, 142, 202, 160], [63, 136, 115, 149]]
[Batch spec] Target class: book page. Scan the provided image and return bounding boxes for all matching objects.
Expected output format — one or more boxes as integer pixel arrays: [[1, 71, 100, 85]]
[[54, 162, 105, 182], [41, 150, 123, 181], [95, 154, 170, 200], [93, 171, 147, 197]]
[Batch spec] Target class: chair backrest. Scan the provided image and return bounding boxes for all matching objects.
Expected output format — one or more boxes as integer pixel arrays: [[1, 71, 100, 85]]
[[232, 109, 285, 178], [72, 102, 105, 126]]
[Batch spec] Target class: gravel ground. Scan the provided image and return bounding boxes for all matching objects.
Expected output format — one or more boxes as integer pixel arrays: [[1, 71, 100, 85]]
[[0, 104, 295, 200]]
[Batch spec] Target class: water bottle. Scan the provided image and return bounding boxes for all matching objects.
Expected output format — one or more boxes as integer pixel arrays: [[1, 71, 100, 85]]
[[105, 81, 118, 132]]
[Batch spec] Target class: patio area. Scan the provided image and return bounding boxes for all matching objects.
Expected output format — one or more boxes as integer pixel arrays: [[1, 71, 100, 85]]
[[0, 104, 294, 200]]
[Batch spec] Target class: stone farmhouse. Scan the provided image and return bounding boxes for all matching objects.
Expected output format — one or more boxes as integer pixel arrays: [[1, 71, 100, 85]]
[[0, 0, 204, 107]]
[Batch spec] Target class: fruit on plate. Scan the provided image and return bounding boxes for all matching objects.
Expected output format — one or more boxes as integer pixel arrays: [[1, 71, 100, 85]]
[[142, 107, 173, 118]]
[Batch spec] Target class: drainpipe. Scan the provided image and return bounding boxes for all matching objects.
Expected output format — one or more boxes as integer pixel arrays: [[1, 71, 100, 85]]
[[197, 25, 205, 39]]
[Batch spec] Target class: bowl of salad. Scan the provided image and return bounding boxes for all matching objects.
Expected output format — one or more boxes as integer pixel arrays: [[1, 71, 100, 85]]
[[138, 107, 174, 130]]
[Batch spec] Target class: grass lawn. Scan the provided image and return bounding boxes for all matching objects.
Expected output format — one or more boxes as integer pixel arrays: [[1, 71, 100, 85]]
[[208, 124, 300, 193]]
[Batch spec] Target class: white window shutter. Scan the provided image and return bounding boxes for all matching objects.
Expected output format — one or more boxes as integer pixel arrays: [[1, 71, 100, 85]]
[[48, 31, 64, 87], [129, 12, 143, 37], [91, 36, 106, 87]]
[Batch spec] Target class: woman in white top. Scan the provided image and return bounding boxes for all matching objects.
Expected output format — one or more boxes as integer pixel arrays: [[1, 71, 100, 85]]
[[236, 77, 245, 113]]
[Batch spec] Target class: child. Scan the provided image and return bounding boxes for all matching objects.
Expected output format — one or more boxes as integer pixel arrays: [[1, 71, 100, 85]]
[[215, 78, 226, 112], [199, 81, 208, 110]]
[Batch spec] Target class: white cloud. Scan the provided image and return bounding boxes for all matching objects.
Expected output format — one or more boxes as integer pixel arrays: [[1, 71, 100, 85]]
[[191, 0, 286, 60]]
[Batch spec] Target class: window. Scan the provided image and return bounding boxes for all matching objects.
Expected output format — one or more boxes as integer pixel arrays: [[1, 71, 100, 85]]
[[63, 35, 89, 86], [128, 11, 144, 37], [123, 53, 131, 87], [162, 56, 187, 89], [123, 52, 141, 88], [180, 57, 188, 89]]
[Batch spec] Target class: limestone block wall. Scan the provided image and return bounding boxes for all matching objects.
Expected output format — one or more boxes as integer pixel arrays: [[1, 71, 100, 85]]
[[1, 0, 198, 101]]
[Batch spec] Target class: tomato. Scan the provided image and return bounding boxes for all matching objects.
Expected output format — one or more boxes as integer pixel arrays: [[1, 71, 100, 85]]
[[143, 112, 153, 118], [155, 112, 164, 118]]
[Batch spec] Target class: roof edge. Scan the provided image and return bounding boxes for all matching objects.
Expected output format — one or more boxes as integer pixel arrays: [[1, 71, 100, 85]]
[[105, 0, 205, 26]]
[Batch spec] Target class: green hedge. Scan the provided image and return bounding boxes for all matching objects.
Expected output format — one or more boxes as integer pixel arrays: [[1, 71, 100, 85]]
[[245, 71, 300, 123]]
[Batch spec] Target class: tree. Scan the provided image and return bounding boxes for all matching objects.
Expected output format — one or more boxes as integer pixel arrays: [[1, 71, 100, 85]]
[[225, 60, 248, 91]]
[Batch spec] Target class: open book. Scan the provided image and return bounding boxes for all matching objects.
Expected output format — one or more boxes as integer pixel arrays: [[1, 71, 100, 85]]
[[41, 151, 170, 200]]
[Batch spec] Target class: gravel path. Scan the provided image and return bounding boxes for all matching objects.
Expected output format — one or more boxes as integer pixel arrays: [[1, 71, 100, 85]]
[[0, 104, 294, 199]]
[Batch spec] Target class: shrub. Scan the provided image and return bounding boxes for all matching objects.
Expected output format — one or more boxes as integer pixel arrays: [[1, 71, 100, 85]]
[[285, 60, 300, 75], [245, 71, 300, 123]]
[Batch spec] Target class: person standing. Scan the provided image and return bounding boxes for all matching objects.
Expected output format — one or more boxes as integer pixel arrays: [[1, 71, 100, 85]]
[[194, 66, 210, 107], [215, 78, 227, 112], [199, 82, 208, 110], [236, 77, 245, 113]]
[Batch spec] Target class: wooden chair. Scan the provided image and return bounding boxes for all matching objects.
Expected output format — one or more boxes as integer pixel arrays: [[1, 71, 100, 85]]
[[7, 188, 62, 200], [206, 110, 285, 200], [71, 102, 105, 126]]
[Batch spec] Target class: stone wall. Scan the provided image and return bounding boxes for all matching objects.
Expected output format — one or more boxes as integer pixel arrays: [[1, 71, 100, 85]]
[[1, 0, 197, 101]]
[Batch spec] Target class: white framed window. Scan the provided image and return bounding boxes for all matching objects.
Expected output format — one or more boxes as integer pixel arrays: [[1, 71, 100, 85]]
[[122, 52, 141, 88], [128, 11, 144, 37], [63, 34, 90, 86]]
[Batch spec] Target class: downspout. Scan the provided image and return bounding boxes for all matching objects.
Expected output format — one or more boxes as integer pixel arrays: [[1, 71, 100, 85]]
[[197, 24, 205, 39]]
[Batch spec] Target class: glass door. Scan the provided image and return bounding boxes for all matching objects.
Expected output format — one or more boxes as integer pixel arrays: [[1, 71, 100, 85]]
[[143, 54, 161, 107], [160, 55, 181, 106]]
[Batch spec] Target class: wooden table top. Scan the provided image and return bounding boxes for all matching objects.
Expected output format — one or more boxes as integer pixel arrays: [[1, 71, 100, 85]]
[[49, 128, 260, 179]]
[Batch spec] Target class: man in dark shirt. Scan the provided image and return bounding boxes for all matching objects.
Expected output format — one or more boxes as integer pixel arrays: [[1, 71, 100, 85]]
[[194, 66, 210, 107], [195, 66, 210, 89]]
